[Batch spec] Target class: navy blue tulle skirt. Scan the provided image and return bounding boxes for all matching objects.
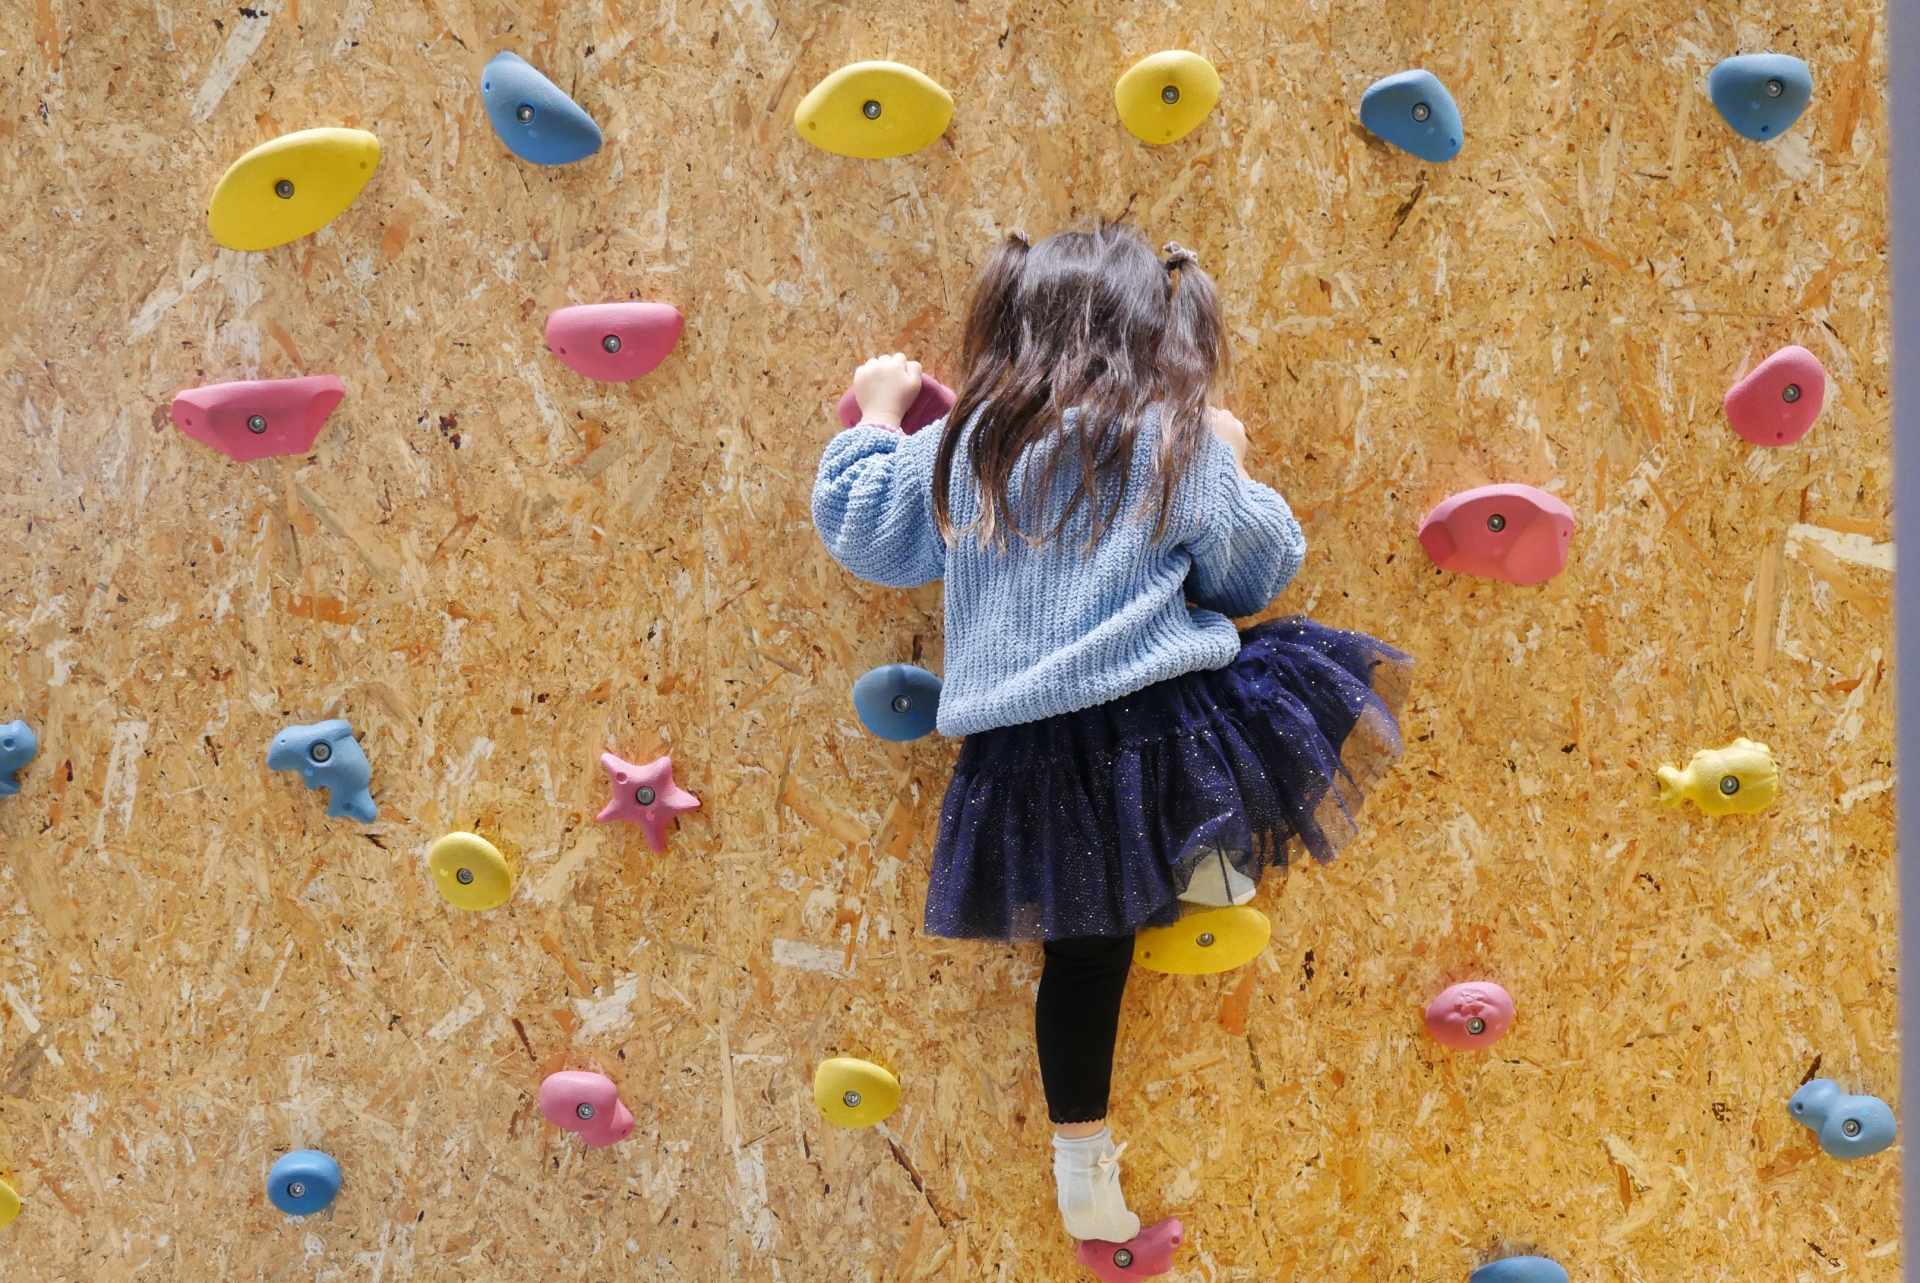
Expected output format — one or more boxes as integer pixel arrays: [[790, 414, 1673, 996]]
[[924, 618, 1412, 941]]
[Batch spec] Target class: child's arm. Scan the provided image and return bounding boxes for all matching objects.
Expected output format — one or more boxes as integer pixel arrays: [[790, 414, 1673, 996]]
[[1183, 413, 1307, 617], [810, 355, 947, 588]]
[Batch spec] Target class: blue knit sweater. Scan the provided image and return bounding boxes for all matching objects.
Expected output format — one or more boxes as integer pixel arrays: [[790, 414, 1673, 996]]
[[812, 407, 1307, 736]]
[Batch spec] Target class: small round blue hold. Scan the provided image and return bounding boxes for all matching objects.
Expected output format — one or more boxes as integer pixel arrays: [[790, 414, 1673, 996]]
[[852, 665, 942, 741], [1470, 1257, 1569, 1283], [1708, 54, 1813, 142], [268, 1149, 341, 1216]]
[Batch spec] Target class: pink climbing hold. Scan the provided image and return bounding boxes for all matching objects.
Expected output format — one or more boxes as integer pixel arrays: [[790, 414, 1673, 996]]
[[1723, 345, 1825, 447], [169, 375, 346, 463], [1076, 1218, 1184, 1282], [836, 374, 956, 435], [1424, 981, 1515, 1050], [538, 1071, 635, 1147], [545, 303, 685, 382], [1418, 484, 1575, 586], [595, 751, 700, 853]]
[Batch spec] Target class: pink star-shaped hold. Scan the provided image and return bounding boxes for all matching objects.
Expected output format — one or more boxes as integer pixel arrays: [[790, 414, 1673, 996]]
[[596, 751, 700, 852]]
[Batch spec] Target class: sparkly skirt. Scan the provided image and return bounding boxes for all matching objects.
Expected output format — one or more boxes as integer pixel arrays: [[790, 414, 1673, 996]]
[[924, 618, 1412, 942]]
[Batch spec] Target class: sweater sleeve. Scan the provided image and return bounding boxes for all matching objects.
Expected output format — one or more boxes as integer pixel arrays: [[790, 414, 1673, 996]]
[[811, 423, 948, 588], [1181, 432, 1307, 618]]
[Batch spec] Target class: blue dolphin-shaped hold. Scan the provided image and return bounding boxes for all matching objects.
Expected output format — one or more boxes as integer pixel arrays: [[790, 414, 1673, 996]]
[[0, 721, 36, 796], [267, 719, 377, 822], [482, 52, 604, 166], [1359, 69, 1464, 163], [1789, 1078, 1897, 1159], [1708, 54, 1813, 142]]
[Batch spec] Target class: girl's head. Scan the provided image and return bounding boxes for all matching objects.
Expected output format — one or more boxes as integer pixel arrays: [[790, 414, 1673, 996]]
[[935, 221, 1222, 547]]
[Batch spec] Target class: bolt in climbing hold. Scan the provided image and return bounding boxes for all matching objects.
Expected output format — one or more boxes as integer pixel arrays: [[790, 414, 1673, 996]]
[[1657, 739, 1777, 816], [286, 1182, 306, 1199], [794, 62, 953, 158], [576, 1102, 595, 1120], [172, 376, 348, 462], [481, 52, 604, 165], [814, 1058, 901, 1128], [209, 129, 382, 251], [1419, 484, 1575, 584], [267, 1150, 341, 1216], [892, 695, 913, 713], [635, 786, 656, 806], [1724, 346, 1826, 445], [1359, 70, 1464, 162], [1844, 1118, 1862, 1137], [843, 1091, 862, 1108], [1782, 383, 1801, 403], [1114, 51, 1221, 144], [456, 867, 473, 885], [1425, 981, 1515, 1050], [1114, 1249, 1134, 1268], [1467, 1017, 1487, 1035], [1160, 85, 1180, 105], [275, 179, 294, 199], [309, 740, 331, 763], [863, 99, 882, 119], [1486, 512, 1506, 532], [601, 333, 621, 353], [429, 832, 513, 910], [1196, 932, 1216, 947], [1766, 78, 1784, 98], [516, 103, 535, 122], [247, 414, 269, 433], [540, 1071, 635, 1146], [853, 665, 944, 740], [1720, 774, 1740, 795], [268, 719, 377, 822], [597, 752, 701, 852], [546, 303, 685, 382], [1412, 101, 1431, 122]]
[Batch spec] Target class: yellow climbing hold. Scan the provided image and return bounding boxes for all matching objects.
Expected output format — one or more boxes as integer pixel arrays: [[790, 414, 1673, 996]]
[[1133, 904, 1269, 975], [1656, 737, 1779, 817], [813, 1057, 901, 1128], [0, 1176, 19, 1229], [794, 62, 954, 159], [429, 832, 513, 911], [207, 128, 382, 251], [1114, 51, 1221, 145]]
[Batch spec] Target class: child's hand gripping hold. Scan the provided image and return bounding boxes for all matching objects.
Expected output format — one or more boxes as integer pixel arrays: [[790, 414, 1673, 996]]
[[851, 352, 924, 430]]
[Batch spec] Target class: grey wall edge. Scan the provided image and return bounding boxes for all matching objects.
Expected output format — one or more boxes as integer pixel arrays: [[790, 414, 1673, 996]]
[[1894, 0, 1918, 1275]]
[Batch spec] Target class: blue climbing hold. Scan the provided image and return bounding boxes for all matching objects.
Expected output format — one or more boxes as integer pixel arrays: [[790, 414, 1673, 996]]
[[1789, 1078, 1897, 1159], [0, 721, 36, 796], [481, 52, 604, 165], [1708, 54, 1813, 142], [1470, 1258, 1569, 1283], [852, 665, 942, 741], [267, 1150, 341, 1216], [267, 719, 377, 822], [1359, 70, 1463, 163]]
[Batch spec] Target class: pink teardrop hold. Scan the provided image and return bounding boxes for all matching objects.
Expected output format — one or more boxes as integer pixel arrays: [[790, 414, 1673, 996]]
[[1424, 981, 1515, 1051], [538, 1070, 635, 1147], [836, 375, 957, 436], [545, 302, 684, 382], [1417, 484, 1575, 585], [1076, 1218, 1185, 1281], [1723, 345, 1825, 447], [169, 375, 346, 463]]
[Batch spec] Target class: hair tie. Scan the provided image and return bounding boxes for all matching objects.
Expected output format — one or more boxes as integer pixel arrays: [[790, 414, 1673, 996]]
[[1009, 229, 1031, 247], [1162, 242, 1197, 272]]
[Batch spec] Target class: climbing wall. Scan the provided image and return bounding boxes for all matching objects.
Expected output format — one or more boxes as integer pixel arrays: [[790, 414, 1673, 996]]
[[0, 1, 1897, 1280]]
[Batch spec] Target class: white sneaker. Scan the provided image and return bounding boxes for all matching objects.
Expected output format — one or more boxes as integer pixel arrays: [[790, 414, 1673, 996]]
[[1178, 847, 1257, 907], [1052, 1129, 1142, 1243]]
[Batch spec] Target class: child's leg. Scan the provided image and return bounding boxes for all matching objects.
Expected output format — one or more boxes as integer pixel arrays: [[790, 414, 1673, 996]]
[[1038, 935, 1141, 1241]]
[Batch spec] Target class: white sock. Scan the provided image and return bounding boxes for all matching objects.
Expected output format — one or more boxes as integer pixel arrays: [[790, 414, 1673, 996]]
[[1052, 1128, 1142, 1243], [1178, 847, 1257, 907]]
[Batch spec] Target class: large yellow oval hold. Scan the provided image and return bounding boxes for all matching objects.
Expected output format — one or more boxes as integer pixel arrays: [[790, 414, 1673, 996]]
[[429, 832, 513, 912], [207, 128, 382, 251], [1133, 905, 1269, 975], [0, 1176, 19, 1228], [1115, 51, 1221, 145], [794, 62, 954, 159], [813, 1057, 901, 1128]]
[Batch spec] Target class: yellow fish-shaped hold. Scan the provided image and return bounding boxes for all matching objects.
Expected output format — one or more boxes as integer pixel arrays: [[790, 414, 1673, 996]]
[[1656, 737, 1779, 816], [207, 128, 382, 251], [794, 61, 954, 159], [1133, 904, 1270, 975], [813, 1057, 901, 1128], [1114, 51, 1221, 144]]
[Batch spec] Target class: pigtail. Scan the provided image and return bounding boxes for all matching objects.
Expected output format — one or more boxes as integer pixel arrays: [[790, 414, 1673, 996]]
[[1147, 243, 1223, 538], [937, 233, 1032, 542]]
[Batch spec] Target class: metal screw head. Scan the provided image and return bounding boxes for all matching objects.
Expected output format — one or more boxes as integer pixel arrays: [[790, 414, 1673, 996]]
[[576, 1102, 596, 1121], [308, 740, 332, 763], [456, 867, 474, 885], [1196, 932, 1216, 947], [1412, 101, 1432, 122], [862, 99, 882, 120], [275, 179, 295, 199], [602, 334, 622, 353], [1487, 513, 1507, 533], [248, 414, 269, 434], [1782, 383, 1802, 403], [636, 785, 657, 806], [1843, 1117, 1863, 1137], [1719, 774, 1740, 796], [1113, 1248, 1135, 1268], [842, 1090, 862, 1109], [517, 103, 536, 122], [1161, 85, 1180, 105], [286, 1181, 307, 1199], [1467, 1017, 1487, 1035], [891, 695, 913, 714], [1765, 78, 1785, 98]]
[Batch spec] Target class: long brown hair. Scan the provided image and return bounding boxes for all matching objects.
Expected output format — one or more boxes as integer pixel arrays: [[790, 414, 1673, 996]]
[[933, 222, 1222, 549]]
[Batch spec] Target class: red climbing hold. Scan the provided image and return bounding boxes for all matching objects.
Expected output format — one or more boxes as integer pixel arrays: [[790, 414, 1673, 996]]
[[1723, 345, 1825, 447], [836, 374, 956, 435], [1418, 483, 1574, 585], [538, 1071, 635, 1147], [1076, 1218, 1184, 1282], [546, 303, 684, 382], [169, 375, 346, 462]]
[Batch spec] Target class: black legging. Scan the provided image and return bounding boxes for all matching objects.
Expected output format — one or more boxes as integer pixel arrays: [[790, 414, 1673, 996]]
[[1035, 935, 1135, 1124]]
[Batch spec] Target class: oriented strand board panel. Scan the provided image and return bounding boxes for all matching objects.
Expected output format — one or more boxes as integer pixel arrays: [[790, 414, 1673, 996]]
[[0, 2, 1896, 1281]]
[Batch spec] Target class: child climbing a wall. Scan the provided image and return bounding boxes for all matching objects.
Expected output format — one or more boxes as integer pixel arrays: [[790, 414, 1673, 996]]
[[812, 222, 1410, 1246]]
